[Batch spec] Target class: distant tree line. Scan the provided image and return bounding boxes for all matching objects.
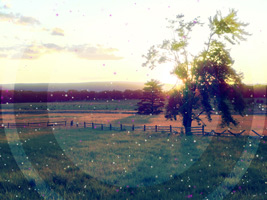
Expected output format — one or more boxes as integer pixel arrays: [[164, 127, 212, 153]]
[[242, 85, 267, 98], [0, 84, 266, 104], [0, 89, 144, 104]]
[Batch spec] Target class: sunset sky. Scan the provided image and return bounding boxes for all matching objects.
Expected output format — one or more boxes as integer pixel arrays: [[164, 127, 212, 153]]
[[0, 0, 266, 86]]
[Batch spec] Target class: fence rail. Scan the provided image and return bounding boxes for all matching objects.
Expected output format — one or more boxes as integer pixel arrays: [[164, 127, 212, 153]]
[[78, 122, 204, 135], [2, 121, 67, 128], [1, 120, 265, 138]]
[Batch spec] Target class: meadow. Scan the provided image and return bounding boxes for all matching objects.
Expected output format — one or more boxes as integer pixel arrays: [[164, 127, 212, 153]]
[[1, 100, 266, 136], [0, 100, 266, 199], [0, 100, 139, 111], [0, 127, 266, 200]]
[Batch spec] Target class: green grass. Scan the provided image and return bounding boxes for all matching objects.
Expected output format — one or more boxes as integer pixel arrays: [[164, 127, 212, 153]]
[[111, 115, 157, 125], [54, 129, 211, 187], [0, 128, 266, 199], [15, 115, 75, 120], [1, 100, 139, 111]]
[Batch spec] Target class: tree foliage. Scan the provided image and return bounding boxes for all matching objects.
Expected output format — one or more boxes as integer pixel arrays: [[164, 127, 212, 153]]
[[143, 9, 249, 134], [137, 79, 165, 115]]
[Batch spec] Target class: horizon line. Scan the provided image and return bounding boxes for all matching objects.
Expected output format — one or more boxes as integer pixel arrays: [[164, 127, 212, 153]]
[[0, 81, 267, 86]]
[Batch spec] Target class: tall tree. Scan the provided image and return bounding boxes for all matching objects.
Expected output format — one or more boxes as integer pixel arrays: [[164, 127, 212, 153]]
[[143, 9, 249, 134], [137, 79, 165, 115]]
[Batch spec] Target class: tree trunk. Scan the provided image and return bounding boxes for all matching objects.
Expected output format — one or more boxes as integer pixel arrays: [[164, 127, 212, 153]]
[[183, 83, 194, 135], [184, 117, 192, 135], [183, 104, 193, 135]]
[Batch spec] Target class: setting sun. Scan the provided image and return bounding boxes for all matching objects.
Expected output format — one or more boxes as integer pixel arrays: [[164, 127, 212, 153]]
[[0, 0, 267, 86]]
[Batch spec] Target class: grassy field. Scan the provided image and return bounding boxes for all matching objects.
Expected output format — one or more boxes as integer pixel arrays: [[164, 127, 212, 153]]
[[1, 100, 266, 134], [0, 100, 266, 199], [1, 111, 266, 136], [1, 100, 139, 111], [0, 127, 266, 199]]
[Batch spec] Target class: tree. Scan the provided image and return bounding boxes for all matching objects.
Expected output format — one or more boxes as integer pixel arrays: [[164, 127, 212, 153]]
[[137, 79, 165, 115], [143, 9, 249, 134]]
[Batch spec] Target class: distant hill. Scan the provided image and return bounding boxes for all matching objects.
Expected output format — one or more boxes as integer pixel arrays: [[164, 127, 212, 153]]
[[1, 82, 175, 92], [1, 82, 145, 92]]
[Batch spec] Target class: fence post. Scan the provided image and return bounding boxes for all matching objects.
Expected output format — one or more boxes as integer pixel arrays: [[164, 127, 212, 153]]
[[252, 130, 263, 138], [144, 125, 146, 131], [84, 122, 86, 128], [70, 120, 73, 127], [170, 125, 172, 133], [120, 124, 122, 131], [155, 125, 157, 132], [132, 124, 135, 131], [65, 121, 67, 126], [92, 123, 94, 129], [202, 125, 204, 135], [110, 124, 112, 130], [8, 123, 9, 128], [101, 124, 103, 130]]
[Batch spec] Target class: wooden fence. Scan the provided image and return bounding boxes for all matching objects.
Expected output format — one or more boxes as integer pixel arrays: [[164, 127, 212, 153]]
[[1, 120, 264, 138], [2, 121, 67, 128], [82, 122, 205, 135]]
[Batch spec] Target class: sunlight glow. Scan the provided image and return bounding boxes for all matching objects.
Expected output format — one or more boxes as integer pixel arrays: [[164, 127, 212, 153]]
[[0, 0, 266, 85]]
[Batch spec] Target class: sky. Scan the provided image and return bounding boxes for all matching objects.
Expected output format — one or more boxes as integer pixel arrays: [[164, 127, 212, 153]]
[[0, 0, 266, 87]]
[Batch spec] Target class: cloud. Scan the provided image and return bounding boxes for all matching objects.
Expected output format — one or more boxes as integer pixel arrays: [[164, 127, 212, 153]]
[[68, 45, 123, 60], [18, 15, 40, 26], [8, 44, 59, 60], [4, 4, 10, 9], [11, 44, 43, 59], [9, 43, 65, 60], [42, 27, 50, 32], [1, 0, 11, 9], [43, 43, 64, 51], [0, 11, 40, 26], [0, 11, 13, 21], [0, 53, 7, 58], [12, 53, 40, 60], [0, 4, 10, 9], [51, 27, 64, 36], [0, 46, 16, 51], [0, 43, 123, 60]]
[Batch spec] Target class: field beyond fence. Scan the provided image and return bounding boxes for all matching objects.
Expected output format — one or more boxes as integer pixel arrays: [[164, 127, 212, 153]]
[[1, 120, 265, 138]]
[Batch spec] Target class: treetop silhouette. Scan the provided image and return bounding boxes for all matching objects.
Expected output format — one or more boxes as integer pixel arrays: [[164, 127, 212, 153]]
[[143, 9, 250, 134]]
